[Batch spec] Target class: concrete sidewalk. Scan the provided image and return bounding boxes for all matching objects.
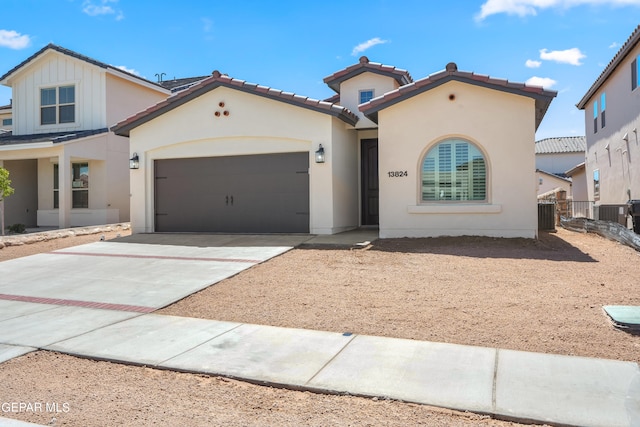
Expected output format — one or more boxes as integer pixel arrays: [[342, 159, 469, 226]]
[[0, 310, 637, 427]]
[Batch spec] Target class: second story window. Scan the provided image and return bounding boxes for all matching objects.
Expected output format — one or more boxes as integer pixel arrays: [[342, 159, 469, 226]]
[[593, 100, 598, 134], [359, 89, 374, 104], [1, 118, 11, 126], [41, 85, 75, 125], [600, 92, 606, 129]]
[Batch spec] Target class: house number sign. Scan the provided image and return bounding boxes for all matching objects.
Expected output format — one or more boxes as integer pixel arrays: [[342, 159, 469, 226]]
[[387, 171, 408, 177]]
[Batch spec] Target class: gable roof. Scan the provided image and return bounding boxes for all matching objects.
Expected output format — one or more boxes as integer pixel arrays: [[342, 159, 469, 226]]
[[535, 136, 586, 154], [577, 24, 640, 109], [360, 62, 557, 130], [0, 44, 167, 93], [112, 70, 359, 137], [323, 56, 413, 93]]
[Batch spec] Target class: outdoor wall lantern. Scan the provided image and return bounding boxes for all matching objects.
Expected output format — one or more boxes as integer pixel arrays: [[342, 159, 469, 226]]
[[315, 144, 325, 163], [129, 153, 140, 169]]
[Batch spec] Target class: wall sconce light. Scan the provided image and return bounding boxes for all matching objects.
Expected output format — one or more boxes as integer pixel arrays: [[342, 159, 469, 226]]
[[129, 153, 140, 169], [315, 144, 325, 163]]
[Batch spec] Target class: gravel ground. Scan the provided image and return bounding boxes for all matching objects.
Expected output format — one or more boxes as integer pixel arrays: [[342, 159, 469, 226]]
[[2, 227, 638, 426], [160, 228, 640, 364]]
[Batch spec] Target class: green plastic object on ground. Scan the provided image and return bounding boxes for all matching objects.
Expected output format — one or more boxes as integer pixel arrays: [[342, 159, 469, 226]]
[[603, 305, 640, 331]]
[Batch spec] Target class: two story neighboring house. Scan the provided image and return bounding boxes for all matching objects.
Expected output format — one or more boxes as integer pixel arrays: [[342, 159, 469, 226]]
[[0, 103, 11, 133], [534, 136, 586, 197], [113, 58, 556, 239], [577, 24, 640, 206], [0, 44, 170, 229], [535, 136, 586, 176]]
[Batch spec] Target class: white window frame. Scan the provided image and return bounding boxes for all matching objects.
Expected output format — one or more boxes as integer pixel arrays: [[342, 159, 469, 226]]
[[359, 89, 374, 105], [36, 81, 80, 130], [420, 138, 487, 203]]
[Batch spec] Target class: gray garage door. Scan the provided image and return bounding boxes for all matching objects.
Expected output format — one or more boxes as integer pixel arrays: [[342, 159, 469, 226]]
[[154, 153, 309, 233]]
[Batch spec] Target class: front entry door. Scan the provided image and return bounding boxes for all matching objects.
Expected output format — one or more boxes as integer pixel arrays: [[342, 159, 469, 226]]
[[361, 138, 379, 225]]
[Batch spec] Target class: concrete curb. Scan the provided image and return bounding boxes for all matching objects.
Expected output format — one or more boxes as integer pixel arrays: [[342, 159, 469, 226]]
[[0, 223, 130, 249]]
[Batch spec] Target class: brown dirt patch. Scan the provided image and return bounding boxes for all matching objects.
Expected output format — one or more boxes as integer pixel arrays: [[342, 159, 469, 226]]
[[159, 228, 640, 363], [2, 227, 638, 426]]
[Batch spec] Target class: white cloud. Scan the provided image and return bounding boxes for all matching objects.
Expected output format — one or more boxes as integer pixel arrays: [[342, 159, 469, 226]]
[[0, 29, 31, 49], [609, 41, 620, 49], [526, 59, 542, 68], [540, 47, 586, 65], [202, 17, 213, 33], [526, 76, 557, 88], [115, 65, 140, 76], [83, 0, 123, 19], [476, 0, 640, 21], [351, 37, 388, 56]]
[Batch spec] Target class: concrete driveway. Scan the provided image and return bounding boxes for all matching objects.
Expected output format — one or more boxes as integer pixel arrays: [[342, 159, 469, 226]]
[[0, 234, 310, 354]]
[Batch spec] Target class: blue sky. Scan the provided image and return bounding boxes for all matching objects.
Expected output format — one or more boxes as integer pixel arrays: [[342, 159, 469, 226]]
[[1, 0, 639, 140]]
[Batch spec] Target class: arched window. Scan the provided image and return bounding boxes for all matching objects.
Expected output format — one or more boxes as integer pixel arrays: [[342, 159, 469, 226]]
[[421, 139, 486, 201]]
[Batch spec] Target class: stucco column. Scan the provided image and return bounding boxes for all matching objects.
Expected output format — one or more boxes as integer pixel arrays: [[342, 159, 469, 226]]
[[58, 153, 71, 229]]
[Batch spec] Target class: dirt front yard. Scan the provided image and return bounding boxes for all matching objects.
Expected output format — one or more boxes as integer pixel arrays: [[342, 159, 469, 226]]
[[160, 228, 640, 364], [1, 227, 638, 426]]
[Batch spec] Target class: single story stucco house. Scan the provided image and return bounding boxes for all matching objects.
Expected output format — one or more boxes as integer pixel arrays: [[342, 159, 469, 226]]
[[112, 58, 556, 239]]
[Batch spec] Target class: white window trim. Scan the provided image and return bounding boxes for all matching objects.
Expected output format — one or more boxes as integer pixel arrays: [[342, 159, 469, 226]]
[[35, 80, 82, 132]]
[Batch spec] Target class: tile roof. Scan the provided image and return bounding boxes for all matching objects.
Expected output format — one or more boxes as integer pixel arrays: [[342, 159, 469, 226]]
[[0, 104, 11, 111], [0, 44, 167, 92], [536, 169, 573, 182], [0, 128, 108, 146], [158, 76, 210, 92], [112, 70, 359, 137], [577, 24, 640, 109], [323, 56, 413, 93], [323, 93, 340, 104], [359, 62, 557, 131], [535, 136, 586, 154]]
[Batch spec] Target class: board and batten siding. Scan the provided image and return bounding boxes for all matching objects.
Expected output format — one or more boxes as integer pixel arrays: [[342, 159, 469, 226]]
[[11, 51, 107, 135]]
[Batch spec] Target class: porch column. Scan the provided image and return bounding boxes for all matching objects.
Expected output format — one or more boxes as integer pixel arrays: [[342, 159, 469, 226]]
[[58, 154, 71, 229]]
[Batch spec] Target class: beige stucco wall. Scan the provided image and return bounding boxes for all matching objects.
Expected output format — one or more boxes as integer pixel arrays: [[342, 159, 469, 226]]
[[105, 73, 169, 127], [0, 133, 126, 228], [584, 42, 640, 205], [339, 73, 400, 129], [2, 159, 37, 227], [128, 86, 359, 234], [569, 167, 588, 201], [536, 171, 571, 197], [535, 152, 585, 175], [377, 80, 537, 238], [330, 119, 359, 232]]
